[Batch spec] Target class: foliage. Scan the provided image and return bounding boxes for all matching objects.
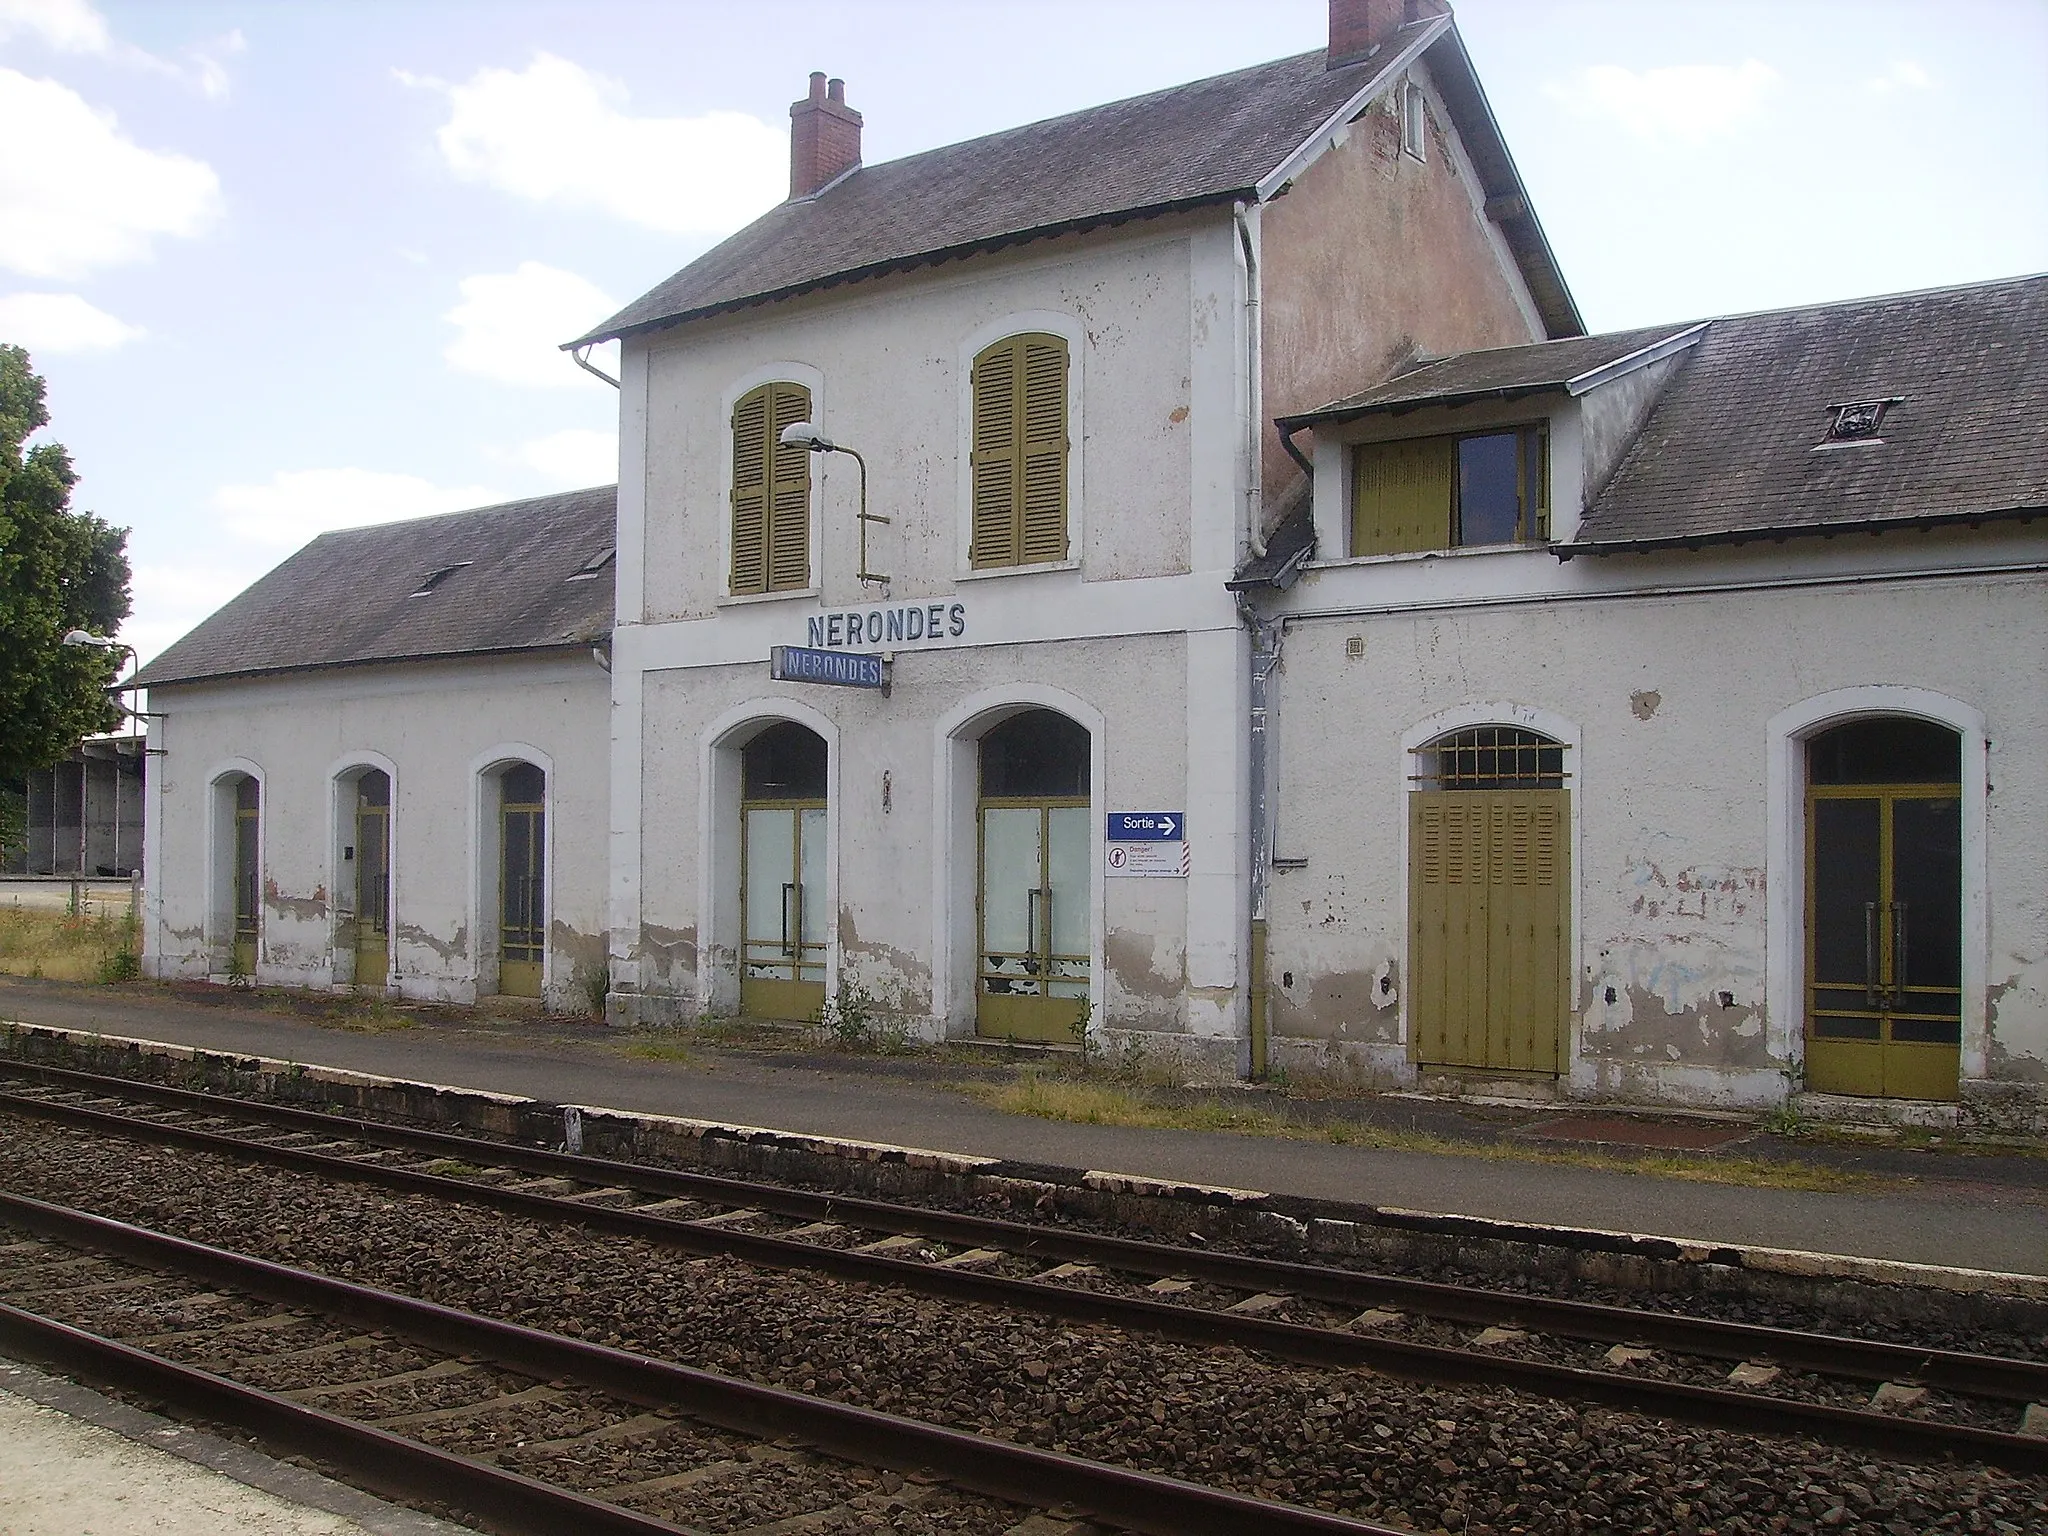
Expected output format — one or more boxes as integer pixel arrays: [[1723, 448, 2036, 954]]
[[0, 345, 134, 784], [0, 902, 135, 983], [813, 978, 913, 1053]]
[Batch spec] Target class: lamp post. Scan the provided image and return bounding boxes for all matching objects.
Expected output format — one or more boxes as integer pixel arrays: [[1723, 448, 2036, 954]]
[[778, 421, 889, 590]]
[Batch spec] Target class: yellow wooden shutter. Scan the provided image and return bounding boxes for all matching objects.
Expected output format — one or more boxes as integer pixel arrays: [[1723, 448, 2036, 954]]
[[972, 334, 1068, 568], [1353, 436, 1453, 555], [767, 383, 812, 591], [1019, 335, 1069, 563], [730, 387, 770, 594], [970, 339, 1020, 568], [732, 383, 812, 595]]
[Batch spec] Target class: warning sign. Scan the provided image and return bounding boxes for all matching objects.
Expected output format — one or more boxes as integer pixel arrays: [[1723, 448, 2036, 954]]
[[1105, 839, 1190, 878]]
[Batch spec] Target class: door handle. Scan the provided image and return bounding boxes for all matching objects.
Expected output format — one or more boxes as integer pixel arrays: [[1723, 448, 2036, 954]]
[[1891, 900, 1908, 1004], [1863, 901, 1878, 1008], [781, 882, 796, 957], [1026, 889, 1048, 972]]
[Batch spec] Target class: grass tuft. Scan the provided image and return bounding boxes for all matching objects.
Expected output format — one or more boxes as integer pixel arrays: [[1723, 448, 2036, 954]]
[[619, 1036, 696, 1064], [0, 904, 138, 984]]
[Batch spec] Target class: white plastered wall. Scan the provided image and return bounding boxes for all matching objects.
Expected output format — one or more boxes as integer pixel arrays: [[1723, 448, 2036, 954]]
[[1262, 553, 2048, 1106], [143, 655, 611, 1011]]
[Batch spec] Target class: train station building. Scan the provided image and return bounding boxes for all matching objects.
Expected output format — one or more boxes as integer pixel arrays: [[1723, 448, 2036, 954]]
[[130, 0, 2048, 1131]]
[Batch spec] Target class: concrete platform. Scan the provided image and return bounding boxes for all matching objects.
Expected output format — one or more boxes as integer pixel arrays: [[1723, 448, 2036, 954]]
[[1, 975, 2044, 1280], [0, 1356, 475, 1535]]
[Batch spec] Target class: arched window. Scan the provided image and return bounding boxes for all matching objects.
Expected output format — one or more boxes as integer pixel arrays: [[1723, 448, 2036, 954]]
[[730, 381, 812, 594], [969, 334, 1069, 568], [1413, 725, 1567, 790]]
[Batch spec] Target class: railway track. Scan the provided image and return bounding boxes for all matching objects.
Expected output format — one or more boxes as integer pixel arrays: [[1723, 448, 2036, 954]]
[[2, 1058, 2044, 1477], [0, 1191, 1398, 1535]]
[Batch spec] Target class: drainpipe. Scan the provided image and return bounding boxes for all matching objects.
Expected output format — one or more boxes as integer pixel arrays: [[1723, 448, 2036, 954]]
[[1233, 202, 1266, 559], [1238, 592, 1284, 1077]]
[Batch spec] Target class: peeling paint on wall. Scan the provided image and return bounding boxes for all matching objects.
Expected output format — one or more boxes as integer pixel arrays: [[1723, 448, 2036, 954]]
[[1629, 689, 1662, 720], [1987, 956, 2048, 1080], [1105, 926, 1186, 1032], [637, 922, 698, 992], [396, 921, 467, 963], [837, 908, 932, 1016], [263, 879, 326, 921]]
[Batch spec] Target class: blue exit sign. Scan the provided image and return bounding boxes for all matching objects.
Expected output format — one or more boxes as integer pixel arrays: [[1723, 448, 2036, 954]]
[[1107, 812, 1183, 841]]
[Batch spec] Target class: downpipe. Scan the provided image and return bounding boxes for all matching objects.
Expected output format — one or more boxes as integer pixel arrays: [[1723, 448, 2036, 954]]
[[1239, 594, 1284, 1077]]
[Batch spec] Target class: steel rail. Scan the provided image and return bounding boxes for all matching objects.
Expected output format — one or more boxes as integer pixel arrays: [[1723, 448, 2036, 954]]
[[5, 1059, 2044, 1403], [3, 1090, 2044, 1471], [0, 1191, 1406, 1536]]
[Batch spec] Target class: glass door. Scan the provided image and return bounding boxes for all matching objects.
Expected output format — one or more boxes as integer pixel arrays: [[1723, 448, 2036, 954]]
[[231, 776, 259, 977], [740, 723, 828, 1021], [353, 771, 390, 988], [499, 763, 545, 998], [1806, 720, 1962, 1101], [975, 709, 1091, 1042]]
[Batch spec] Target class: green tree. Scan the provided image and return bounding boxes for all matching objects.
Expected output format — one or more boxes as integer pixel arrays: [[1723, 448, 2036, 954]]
[[0, 344, 133, 859]]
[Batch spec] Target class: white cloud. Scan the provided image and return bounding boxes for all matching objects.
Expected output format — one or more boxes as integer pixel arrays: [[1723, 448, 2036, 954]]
[[0, 289, 140, 351], [1546, 60, 1780, 145], [213, 468, 500, 549], [1866, 60, 1933, 95], [0, 69, 220, 278], [126, 560, 263, 666], [0, 2, 241, 97], [0, 0, 109, 53], [444, 261, 616, 388], [519, 428, 617, 487], [404, 52, 781, 233]]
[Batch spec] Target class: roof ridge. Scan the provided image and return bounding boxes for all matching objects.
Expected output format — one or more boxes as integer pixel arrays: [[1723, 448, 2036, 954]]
[[305, 483, 619, 545]]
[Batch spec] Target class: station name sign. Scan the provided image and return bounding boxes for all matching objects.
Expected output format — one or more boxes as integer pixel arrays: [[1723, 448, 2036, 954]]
[[770, 646, 887, 690], [806, 601, 966, 650]]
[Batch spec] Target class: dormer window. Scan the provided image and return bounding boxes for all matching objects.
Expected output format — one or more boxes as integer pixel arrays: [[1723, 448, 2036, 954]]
[[1820, 397, 1901, 446], [410, 562, 471, 597], [566, 547, 615, 582], [1352, 425, 1548, 556]]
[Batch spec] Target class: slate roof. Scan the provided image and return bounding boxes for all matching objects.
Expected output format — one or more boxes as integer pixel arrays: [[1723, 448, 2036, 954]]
[[576, 30, 1580, 345], [134, 486, 618, 688], [1275, 323, 1690, 426], [1575, 275, 2048, 549], [1257, 274, 2048, 569]]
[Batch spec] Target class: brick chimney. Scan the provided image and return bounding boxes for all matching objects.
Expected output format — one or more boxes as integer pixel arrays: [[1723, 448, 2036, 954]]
[[1327, 0, 1416, 69], [789, 72, 862, 199]]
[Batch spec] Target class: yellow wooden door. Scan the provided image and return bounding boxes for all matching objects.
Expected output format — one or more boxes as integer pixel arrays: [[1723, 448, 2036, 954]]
[[353, 775, 390, 989], [1410, 789, 1568, 1073], [231, 778, 259, 977], [498, 765, 545, 999], [740, 802, 827, 1021]]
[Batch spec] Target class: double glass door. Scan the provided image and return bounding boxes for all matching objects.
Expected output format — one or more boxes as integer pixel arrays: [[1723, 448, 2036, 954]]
[[740, 723, 829, 1021], [1805, 720, 1962, 1101], [352, 771, 390, 988], [976, 709, 1092, 1042]]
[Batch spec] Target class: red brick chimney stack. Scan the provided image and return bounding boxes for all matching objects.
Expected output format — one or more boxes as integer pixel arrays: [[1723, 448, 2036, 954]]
[[789, 71, 863, 199], [1327, 0, 1419, 69]]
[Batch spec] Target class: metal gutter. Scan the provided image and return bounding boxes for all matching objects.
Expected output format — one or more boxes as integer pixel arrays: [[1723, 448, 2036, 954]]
[[132, 638, 608, 693], [1554, 504, 2045, 560], [1564, 322, 1709, 395]]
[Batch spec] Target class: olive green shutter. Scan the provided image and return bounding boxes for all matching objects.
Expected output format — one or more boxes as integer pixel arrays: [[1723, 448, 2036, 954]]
[[730, 382, 812, 595], [1353, 436, 1453, 555], [971, 334, 1068, 568]]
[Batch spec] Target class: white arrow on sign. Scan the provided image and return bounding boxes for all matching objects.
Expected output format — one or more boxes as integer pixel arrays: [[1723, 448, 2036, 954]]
[[1158, 815, 1176, 837]]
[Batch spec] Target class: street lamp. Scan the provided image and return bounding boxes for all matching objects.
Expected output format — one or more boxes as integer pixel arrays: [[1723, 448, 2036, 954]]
[[61, 630, 148, 722], [779, 421, 889, 590]]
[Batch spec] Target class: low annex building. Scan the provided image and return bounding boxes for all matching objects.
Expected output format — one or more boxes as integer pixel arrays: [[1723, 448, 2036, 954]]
[[131, 488, 616, 1011], [131, 0, 2048, 1129]]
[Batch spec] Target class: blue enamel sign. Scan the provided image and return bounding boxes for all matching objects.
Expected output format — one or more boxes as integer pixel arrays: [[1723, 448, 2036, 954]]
[[770, 646, 887, 690], [1107, 812, 1183, 841]]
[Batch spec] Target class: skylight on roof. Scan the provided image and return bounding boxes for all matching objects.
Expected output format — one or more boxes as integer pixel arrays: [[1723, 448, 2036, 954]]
[[410, 562, 472, 597], [1817, 397, 1903, 449], [565, 548, 615, 582]]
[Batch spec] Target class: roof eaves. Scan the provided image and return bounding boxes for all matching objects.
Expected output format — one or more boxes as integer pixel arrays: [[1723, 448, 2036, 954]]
[[1253, 12, 1454, 201], [570, 189, 1249, 350], [1552, 503, 2047, 560], [1422, 25, 1582, 338], [1275, 377, 1566, 433], [1564, 322, 1710, 396], [135, 637, 606, 692]]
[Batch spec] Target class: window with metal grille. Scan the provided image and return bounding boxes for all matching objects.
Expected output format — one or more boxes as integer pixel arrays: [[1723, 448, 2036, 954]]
[[1414, 726, 1568, 790], [1352, 425, 1548, 556], [970, 333, 1069, 568], [730, 382, 812, 594]]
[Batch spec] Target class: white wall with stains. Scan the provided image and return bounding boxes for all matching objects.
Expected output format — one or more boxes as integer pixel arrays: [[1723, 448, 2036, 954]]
[[1263, 548, 2048, 1111], [141, 655, 612, 1014]]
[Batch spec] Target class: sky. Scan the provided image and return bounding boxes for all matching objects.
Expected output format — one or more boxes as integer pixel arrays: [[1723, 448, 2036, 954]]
[[3, 0, 2045, 666]]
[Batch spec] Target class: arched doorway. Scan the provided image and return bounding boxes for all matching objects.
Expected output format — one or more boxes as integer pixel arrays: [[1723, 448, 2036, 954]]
[[497, 762, 546, 998], [1408, 725, 1570, 1074], [1805, 718, 1961, 1100], [346, 769, 391, 988], [740, 722, 828, 1020], [976, 709, 1090, 1041]]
